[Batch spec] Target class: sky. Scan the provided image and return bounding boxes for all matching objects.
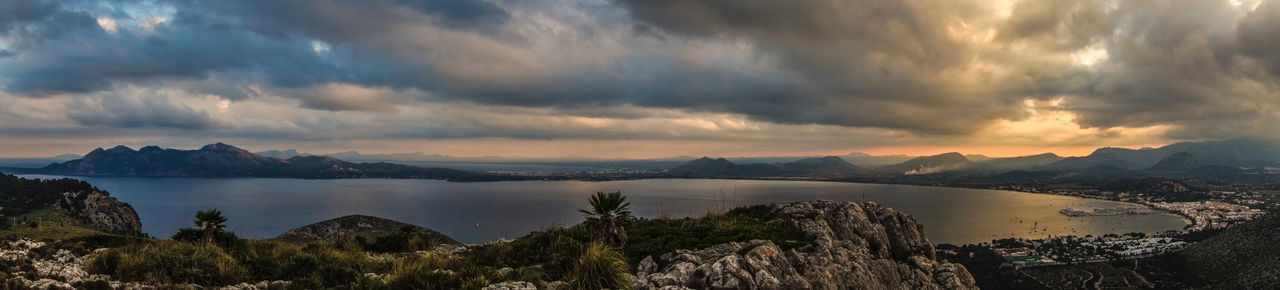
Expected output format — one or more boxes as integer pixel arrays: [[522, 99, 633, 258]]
[[1, 0, 1278, 159]]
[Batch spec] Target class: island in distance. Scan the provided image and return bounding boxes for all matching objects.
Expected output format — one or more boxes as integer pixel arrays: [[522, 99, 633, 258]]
[[19, 138, 1280, 185], [35, 143, 476, 180]]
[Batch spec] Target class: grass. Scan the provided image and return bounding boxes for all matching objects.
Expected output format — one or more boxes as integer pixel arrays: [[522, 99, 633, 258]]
[[566, 242, 632, 290], [0, 208, 109, 241], [89, 240, 248, 286]]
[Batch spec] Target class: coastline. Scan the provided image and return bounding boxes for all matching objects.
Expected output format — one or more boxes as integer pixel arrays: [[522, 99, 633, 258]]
[[12, 173, 1194, 245]]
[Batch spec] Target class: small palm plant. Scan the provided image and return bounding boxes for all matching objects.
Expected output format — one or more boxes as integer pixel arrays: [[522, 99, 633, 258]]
[[579, 191, 633, 247], [194, 209, 228, 244]]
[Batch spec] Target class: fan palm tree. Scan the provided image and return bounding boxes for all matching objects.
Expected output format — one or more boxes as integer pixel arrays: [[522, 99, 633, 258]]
[[194, 209, 228, 244], [579, 191, 633, 247]]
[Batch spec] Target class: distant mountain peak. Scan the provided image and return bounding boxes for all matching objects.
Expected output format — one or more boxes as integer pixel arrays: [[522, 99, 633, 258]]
[[105, 145, 135, 153], [200, 142, 242, 151]]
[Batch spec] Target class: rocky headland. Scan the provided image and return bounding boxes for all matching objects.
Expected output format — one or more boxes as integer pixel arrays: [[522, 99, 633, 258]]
[[634, 200, 977, 289]]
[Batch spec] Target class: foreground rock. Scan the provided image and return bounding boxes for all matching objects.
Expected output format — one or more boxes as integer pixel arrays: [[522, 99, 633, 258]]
[[634, 201, 977, 290], [277, 214, 460, 245], [0, 238, 287, 289]]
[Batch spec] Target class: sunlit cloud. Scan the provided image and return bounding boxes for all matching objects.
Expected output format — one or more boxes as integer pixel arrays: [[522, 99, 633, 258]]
[[1, 0, 1279, 158]]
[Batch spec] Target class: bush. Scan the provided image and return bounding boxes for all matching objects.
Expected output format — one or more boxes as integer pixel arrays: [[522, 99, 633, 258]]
[[567, 242, 632, 290], [172, 228, 240, 249], [99, 240, 247, 285], [464, 226, 586, 280], [354, 273, 391, 290], [229, 239, 386, 288], [85, 249, 123, 275], [387, 255, 462, 290], [625, 205, 810, 262], [362, 226, 453, 253]]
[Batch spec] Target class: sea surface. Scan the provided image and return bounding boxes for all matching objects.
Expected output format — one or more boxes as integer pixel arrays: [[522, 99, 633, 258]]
[[18, 176, 1188, 245]]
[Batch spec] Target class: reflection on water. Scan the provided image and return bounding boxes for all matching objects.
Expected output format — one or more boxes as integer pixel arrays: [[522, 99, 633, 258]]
[[20, 176, 1188, 245]]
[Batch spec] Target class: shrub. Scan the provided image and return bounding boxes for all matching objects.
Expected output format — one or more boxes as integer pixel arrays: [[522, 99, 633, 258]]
[[85, 249, 123, 275], [362, 226, 453, 253], [625, 205, 810, 262], [387, 255, 462, 290], [464, 226, 587, 280], [227, 239, 386, 288], [566, 242, 632, 290], [353, 273, 391, 290], [104, 240, 247, 285], [172, 227, 241, 249]]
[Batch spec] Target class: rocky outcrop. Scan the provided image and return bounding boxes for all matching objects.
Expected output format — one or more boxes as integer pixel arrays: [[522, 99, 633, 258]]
[[482, 281, 537, 290], [56, 191, 143, 236], [0, 173, 143, 236], [277, 214, 459, 245], [634, 201, 977, 290], [0, 239, 289, 290]]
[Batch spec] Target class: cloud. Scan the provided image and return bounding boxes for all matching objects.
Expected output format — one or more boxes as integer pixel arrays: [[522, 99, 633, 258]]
[[273, 83, 413, 112], [2, 0, 1280, 157], [1050, 0, 1280, 139], [66, 89, 227, 130], [616, 0, 1043, 134]]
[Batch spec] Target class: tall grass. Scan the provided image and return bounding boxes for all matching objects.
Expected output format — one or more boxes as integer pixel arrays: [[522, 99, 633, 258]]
[[567, 242, 632, 290], [90, 240, 247, 285]]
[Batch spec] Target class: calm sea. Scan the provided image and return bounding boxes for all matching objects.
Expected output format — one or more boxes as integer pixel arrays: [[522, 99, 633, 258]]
[[20, 176, 1188, 245]]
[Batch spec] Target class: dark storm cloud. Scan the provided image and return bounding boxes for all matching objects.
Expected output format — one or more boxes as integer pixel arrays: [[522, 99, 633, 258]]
[[0, 2, 346, 96], [1055, 0, 1280, 138], [0, 0, 438, 97], [996, 0, 1113, 51], [1239, 0, 1280, 75], [2, 0, 1280, 144], [617, 0, 1030, 134]]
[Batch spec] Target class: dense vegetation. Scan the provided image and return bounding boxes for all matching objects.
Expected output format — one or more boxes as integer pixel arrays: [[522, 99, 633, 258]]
[[625, 204, 809, 262], [0, 173, 817, 288], [75, 193, 814, 288], [0, 174, 100, 217]]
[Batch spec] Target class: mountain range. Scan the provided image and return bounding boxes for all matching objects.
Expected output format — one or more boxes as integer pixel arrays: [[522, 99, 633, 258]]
[[666, 138, 1280, 179], [39, 143, 475, 180], [13, 138, 1280, 183], [676, 155, 860, 177]]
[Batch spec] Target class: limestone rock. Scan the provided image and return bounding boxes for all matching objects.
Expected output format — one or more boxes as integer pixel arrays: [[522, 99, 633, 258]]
[[57, 190, 144, 236], [483, 281, 537, 290], [635, 201, 977, 290]]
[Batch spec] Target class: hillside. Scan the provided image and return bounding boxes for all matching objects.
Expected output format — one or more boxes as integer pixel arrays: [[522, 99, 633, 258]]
[[968, 153, 1063, 172], [1042, 138, 1280, 170], [1174, 212, 1280, 289], [1146, 152, 1201, 172], [40, 143, 476, 180], [666, 156, 858, 177], [0, 174, 142, 237], [776, 156, 859, 176], [878, 152, 973, 175], [277, 214, 459, 246]]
